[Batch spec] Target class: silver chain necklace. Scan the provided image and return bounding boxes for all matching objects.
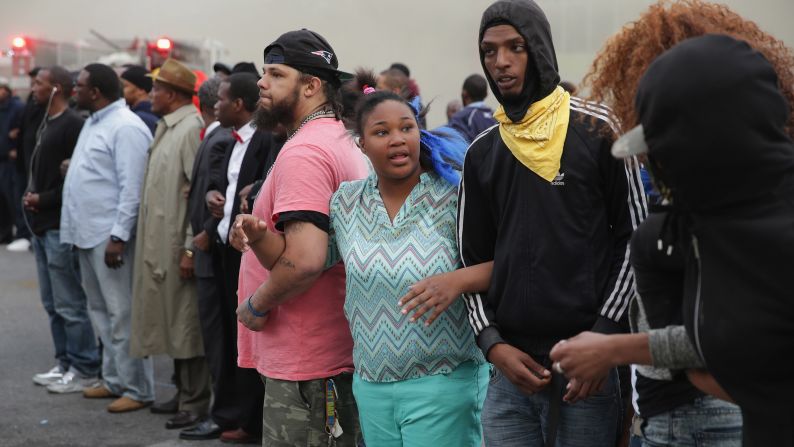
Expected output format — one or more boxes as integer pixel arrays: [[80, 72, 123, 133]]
[[264, 109, 335, 180], [286, 109, 335, 142]]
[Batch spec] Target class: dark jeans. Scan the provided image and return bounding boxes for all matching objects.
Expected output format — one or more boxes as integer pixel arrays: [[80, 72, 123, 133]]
[[32, 230, 100, 376], [482, 367, 620, 446], [637, 396, 742, 446]]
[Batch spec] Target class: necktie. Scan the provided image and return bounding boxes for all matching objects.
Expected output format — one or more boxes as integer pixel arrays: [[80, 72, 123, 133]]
[[232, 130, 243, 143]]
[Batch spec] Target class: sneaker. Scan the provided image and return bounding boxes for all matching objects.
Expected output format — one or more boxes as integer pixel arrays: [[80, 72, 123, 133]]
[[6, 238, 31, 252], [33, 365, 65, 386], [46, 369, 98, 394]]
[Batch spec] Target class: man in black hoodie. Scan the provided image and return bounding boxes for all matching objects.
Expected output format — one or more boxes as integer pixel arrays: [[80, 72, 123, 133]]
[[457, 1, 646, 445]]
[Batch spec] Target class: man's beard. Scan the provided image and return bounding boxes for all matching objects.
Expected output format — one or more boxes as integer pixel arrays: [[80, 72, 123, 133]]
[[252, 86, 300, 131]]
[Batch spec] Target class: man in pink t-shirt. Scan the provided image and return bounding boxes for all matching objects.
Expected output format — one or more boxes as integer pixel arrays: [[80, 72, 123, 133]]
[[234, 30, 367, 446]]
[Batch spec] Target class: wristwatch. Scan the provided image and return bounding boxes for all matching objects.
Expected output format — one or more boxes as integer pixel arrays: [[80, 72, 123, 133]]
[[184, 249, 194, 259], [110, 236, 125, 244]]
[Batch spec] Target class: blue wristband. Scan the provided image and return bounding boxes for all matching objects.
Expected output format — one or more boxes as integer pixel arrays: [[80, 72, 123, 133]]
[[247, 296, 268, 318]]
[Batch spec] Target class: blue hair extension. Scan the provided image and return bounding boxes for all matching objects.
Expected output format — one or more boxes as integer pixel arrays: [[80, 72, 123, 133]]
[[409, 96, 423, 116], [419, 126, 468, 185], [406, 99, 467, 185]]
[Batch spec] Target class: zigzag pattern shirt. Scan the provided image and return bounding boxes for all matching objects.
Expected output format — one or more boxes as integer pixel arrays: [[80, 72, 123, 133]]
[[330, 172, 484, 383]]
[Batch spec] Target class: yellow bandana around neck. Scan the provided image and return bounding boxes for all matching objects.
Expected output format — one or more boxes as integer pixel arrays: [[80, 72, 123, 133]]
[[494, 86, 570, 182]]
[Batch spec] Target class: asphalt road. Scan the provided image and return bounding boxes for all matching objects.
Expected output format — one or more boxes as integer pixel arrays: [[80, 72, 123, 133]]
[[0, 246, 229, 447]]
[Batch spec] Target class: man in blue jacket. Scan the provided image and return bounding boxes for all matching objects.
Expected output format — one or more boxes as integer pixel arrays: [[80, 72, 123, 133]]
[[120, 65, 159, 135], [449, 73, 497, 142]]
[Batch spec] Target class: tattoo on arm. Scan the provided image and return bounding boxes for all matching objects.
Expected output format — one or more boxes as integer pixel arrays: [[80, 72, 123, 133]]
[[277, 222, 304, 270]]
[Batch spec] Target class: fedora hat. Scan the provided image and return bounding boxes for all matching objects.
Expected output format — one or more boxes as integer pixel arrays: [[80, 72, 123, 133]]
[[147, 58, 196, 95]]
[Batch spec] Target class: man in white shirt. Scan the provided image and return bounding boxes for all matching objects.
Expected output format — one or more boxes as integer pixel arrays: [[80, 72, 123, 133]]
[[61, 63, 154, 412]]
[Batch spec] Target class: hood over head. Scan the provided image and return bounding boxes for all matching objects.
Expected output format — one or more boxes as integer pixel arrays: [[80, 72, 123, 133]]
[[479, 0, 561, 122], [636, 34, 794, 214]]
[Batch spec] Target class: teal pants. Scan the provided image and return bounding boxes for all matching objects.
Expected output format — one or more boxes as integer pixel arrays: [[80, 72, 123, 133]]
[[352, 361, 489, 447]]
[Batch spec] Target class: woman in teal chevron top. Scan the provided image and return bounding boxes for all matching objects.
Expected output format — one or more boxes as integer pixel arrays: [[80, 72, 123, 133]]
[[326, 73, 491, 447], [231, 73, 493, 446]]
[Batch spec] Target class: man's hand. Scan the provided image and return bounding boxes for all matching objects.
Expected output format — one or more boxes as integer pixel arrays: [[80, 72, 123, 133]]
[[206, 190, 226, 219], [562, 377, 607, 404], [8, 149, 17, 161], [488, 343, 551, 395], [238, 183, 254, 214], [549, 332, 615, 403], [23, 192, 40, 213], [550, 332, 616, 383], [179, 252, 194, 279], [9, 128, 20, 140], [193, 230, 210, 252], [104, 239, 125, 269], [398, 271, 461, 325], [229, 214, 267, 253], [236, 294, 269, 332], [60, 159, 70, 178], [687, 369, 734, 403]]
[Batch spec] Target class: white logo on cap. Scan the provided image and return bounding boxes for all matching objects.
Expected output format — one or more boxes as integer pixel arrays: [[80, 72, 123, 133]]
[[310, 50, 333, 64]]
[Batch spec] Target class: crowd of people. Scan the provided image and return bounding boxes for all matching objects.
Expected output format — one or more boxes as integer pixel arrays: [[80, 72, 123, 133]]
[[1, 0, 793, 445]]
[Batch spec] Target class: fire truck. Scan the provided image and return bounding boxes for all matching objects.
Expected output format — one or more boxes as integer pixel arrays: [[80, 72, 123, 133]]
[[0, 33, 225, 98]]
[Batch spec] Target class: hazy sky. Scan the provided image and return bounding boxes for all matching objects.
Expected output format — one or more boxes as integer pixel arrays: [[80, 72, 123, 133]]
[[3, 0, 792, 126]]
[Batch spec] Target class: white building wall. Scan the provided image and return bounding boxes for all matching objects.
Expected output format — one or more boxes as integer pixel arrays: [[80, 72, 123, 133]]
[[2, 0, 792, 127]]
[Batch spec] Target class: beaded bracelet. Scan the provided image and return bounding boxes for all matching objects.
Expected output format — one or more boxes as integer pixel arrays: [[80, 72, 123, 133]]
[[247, 295, 268, 318]]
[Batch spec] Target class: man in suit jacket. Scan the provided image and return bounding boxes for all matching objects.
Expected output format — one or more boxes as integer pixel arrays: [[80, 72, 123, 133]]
[[188, 78, 230, 280], [184, 72, 274, 443], [177, 76, 234, 434]]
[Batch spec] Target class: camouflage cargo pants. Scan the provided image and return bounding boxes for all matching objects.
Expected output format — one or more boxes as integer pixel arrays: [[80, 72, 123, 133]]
[[261, 372, 362, 446]]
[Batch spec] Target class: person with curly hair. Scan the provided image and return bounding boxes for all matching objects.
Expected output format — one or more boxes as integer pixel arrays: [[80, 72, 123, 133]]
[[551, 1, 794, 445], [582, 0, 794, 139]]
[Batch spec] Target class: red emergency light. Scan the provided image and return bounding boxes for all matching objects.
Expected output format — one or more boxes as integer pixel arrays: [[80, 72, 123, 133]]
[[156, 38, 172, 51], [11, 36, 27, 49]]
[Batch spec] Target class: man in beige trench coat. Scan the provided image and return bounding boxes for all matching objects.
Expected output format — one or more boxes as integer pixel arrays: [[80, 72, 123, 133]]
[[130, 59, 211, 430]]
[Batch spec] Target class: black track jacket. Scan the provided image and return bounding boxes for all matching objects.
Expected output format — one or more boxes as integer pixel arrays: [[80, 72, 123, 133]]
[[458, 0, 647, 358]]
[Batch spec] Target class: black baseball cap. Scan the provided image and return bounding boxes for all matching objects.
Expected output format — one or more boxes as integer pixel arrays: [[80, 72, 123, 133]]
[[263, 29, 353, 86]]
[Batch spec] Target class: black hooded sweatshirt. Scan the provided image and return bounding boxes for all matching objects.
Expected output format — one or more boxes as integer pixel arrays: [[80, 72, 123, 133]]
[[458, 0, 647, 358], [635, 34, 794, 446]]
